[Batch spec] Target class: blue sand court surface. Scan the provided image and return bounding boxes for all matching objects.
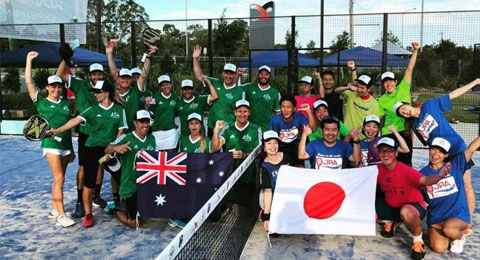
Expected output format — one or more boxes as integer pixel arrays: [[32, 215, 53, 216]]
[[0, 135, 479, 259]]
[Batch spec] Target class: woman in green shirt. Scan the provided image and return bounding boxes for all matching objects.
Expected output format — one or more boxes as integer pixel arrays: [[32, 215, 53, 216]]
[[25, 51, 75, 227]]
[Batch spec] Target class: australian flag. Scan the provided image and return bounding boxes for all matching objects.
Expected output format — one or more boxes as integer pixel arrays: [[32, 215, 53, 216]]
[[136, 151, 234, 219]]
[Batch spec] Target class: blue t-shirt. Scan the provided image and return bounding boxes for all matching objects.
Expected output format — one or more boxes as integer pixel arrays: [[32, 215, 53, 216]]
[[305, 139, 353, 170], [258, 154, 289, 192], [269, 112, 308, 147], [420, 152, 470, 226], [413, 94, 466, 156]]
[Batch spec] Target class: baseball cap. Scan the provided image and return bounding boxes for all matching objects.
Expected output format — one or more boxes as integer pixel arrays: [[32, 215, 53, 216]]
[[89, 63, 104, 73], [356, 75, 372, 86], [263, 130, 279, 141], [130, 67, 142, 75], [181, 79, 194, 88], [157, 75, 171, 84], [187, 113, 202, 122], [119, 68, 132, 77], [105, 154, 121, 173], [431, 137, 451, 153], [235, 99, 250, 109], [393, 101, 408, 117], [47, 75, 63, 85], [88, 80, 114, 93], [376, 137, 399, 149], [258, 65, 271, 73], [223, 63, 237, 72], [313, 99, 328, 110], [299, 76, 313, 85], [363, 115, 380, 126], [135, 109, 152, 121], [381, 71, 395, 82]]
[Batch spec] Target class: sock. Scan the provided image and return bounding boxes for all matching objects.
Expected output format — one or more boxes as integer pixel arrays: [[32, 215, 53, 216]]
[[94, 184, 101, 198], [412, 233, 423, 243], [77, 189, 83, 202]]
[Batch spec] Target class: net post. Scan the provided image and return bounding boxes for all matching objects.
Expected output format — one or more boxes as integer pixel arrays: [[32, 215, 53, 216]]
[[131, 21, 137, 68], [208, 19, 213, 77]]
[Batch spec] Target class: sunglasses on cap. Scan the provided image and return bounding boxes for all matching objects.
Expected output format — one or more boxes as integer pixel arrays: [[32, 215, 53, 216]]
[[92, 89, 106, 94]]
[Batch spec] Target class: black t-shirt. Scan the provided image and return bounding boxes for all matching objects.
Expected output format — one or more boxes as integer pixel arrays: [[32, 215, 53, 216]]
[[258, 153, 290, 191], [322, 91, 343, 121]]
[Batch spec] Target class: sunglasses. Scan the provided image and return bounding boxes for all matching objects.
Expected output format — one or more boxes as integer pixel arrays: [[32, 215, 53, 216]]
[[92, 89, 106, 94]]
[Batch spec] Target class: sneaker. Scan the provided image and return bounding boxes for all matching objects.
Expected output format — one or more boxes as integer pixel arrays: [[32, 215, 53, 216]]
[[83, 213, 94, 228], [49, 209, 72, 219], [92, 196, 108, 209], [380, 221, 399, 238], [104, 202, 117, 215], [73, 201, 85, 218], [411, 241, 426, 260], [168, 218, 186, 229], [450, 235, 466, 254], [56, 214, 75, 227]]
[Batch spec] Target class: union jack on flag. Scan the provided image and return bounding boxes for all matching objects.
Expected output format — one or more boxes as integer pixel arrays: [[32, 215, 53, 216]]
[[136, 151, 187, 185]]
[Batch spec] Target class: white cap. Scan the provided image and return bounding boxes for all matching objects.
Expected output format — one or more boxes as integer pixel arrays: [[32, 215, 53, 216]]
[[89, 63, 104, 73], [181, 79, 194, 88], [47, 75, 63, 85], [157, 75, 171, 84], [263, 130, 279, 141], [299, 76, 313, 84], [119, 68, 132, 77], [235, 99, 250, 109], [135, 109, 152, 120], [130, 68, 142, 75], [376, 137, 398, 149], [431, 137, 451, 153], [258, 65, 271, 73], [364, 115, 380, 125], [313, 99, 328, 110], [393, 101, 407, 116], [223, 63, 237, 72], [381, 71, 395, 81], [89, 80, 113, 92], [106, 155, 121, 172], [356, 75, 372, 86], [187, 113, 202, 122]]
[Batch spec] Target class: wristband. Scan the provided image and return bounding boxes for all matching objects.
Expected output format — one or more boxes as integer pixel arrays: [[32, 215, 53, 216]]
[[353, 139, 360, 144], [350, 68, 357, 72], [261, 213, 270, 221]]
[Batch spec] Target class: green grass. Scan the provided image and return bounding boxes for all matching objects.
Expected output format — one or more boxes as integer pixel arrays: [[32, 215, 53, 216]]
[[414, 92, 480, 123]]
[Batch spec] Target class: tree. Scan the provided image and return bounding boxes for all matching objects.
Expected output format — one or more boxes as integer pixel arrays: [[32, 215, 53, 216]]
[[330, 31, 351, 53], [213, 9, 249, 59], [3, 68, 20, 93], [375, 30, 401, 45]]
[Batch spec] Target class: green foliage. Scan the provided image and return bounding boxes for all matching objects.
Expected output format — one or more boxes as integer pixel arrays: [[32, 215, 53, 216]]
[[375, 31, 401, 45], [213, 9, 249, 59], [1, 92, 36, 116], [2, 68, 20, 93], [33, 69, 50, 88], [330, 31, 351, 53]]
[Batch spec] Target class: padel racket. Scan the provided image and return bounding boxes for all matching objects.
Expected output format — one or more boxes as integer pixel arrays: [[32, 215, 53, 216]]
[[23, 115, 62, 142], [141, 27, 161, 62]]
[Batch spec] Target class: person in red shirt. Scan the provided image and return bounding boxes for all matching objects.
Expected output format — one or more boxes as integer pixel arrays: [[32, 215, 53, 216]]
[[375, 137, 450, 260]]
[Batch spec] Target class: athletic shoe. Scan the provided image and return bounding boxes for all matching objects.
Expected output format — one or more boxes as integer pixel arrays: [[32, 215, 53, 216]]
[[56, 214, 75, 227], [450, 235, 466, 254], [83, 213, 94, 228], [92, 196, 108, 209], [168, 218, 186, 229], [411, 241, 426, 260], [49, 209, 72, 219], [104, 202, 117, 215], [380, 221, 399, 238], [73, 201, 85, 218]]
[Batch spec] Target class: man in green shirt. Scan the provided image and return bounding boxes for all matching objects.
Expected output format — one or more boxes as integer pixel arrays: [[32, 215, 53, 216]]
[[105, 110, 156, 228], [211, 99, 261, 216], [193, 45, 245, 137], [378, 42, 420, 165], [240, 65, 281, 132]]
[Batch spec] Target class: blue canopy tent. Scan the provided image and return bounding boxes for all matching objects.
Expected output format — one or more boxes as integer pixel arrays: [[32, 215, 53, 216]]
[[323, 46, 408, 67], [238, 50, 320, 67], [0, 42, 124, 68]]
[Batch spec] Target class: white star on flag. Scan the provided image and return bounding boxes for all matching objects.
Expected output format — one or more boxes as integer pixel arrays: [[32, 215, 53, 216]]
[[219, 171, 224, 177], [196, 178, 202, 183], [155, 194, 166, 206], [209, 160, 214, 165]]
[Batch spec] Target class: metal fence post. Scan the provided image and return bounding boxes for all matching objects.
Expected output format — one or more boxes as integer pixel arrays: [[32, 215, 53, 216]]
[[208, 19, 213, 77], [288, 16, 297, 95], [320, 0, 324, 70], [96, 0, 102, 53], [131, 21, 137, 68], [59, 24, 67, 99], [382, 13, 388, 74]]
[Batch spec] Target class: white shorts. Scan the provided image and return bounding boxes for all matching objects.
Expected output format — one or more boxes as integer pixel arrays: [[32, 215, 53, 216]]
[[152, 128, 179, 150], [43, 148, 72, 157]]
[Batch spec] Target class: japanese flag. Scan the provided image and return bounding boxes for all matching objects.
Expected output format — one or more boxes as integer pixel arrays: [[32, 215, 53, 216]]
[[269, 165, 378, 236]]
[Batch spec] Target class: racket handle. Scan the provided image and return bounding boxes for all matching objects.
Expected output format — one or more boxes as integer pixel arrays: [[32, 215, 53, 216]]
[[53, 136, 62, 142], [141, 53, 148, 63]]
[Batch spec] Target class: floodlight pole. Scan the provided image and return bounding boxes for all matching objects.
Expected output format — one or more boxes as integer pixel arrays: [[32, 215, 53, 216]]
[[320, 0, 324, 70]]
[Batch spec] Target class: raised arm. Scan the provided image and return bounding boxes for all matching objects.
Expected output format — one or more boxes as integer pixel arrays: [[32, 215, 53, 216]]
[[298, 125, 312, 160], [313, 71, 324, 98], [192, 45, 205, 82], [204, 76, 218, 103], [334, 83, 356, 94], [465, 135, 480, 162], [349, 128, 361, 163], [298, 103, 317, 131], [404, 42, 420, 85], [234, 68, 246, 85], [420, 162, 451, 185], [138, 45, 158, 91], [210, 120, 226, 152], [106, 43, 119, 82], [25, 51, 39, 100], [56, 60, 69, 82], [388, 124, 410, 154], [449, 78, 480, 100], [347, 61, 357, 84]]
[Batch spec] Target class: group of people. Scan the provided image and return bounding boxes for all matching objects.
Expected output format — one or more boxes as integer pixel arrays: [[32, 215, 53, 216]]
[[26, 40, 478, 259]]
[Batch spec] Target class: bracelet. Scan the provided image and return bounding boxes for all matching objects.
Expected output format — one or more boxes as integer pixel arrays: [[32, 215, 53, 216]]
[[350, 68, 357, 72], [261, 213, 270, 221], [353, 139, 360, 144]]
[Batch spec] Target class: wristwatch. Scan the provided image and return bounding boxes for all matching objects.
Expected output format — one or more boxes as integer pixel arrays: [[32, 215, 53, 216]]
[[261, 213, 270, 221], [353, 139, 360, 144]]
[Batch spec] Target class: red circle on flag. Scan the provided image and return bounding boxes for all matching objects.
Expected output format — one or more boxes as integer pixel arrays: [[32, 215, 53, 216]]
[[303, 182, 346, 219]]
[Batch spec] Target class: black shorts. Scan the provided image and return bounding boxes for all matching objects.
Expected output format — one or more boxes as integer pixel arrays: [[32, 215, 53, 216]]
[[120, 193, 137, 220], [78, 132, 89, 166], [83, 146, 105, 189], [376, 191, 426, 222]]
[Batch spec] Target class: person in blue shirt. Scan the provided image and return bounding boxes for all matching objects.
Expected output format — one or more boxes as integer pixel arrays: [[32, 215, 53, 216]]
[[269, 95, 316, 167], [298, 116, 361, 170], [420, 136, 480, 255], [395, 78, 480, 231]]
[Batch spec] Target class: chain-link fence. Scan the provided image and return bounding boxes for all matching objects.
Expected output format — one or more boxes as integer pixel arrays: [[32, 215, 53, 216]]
[[1, 11, 479, 144]]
